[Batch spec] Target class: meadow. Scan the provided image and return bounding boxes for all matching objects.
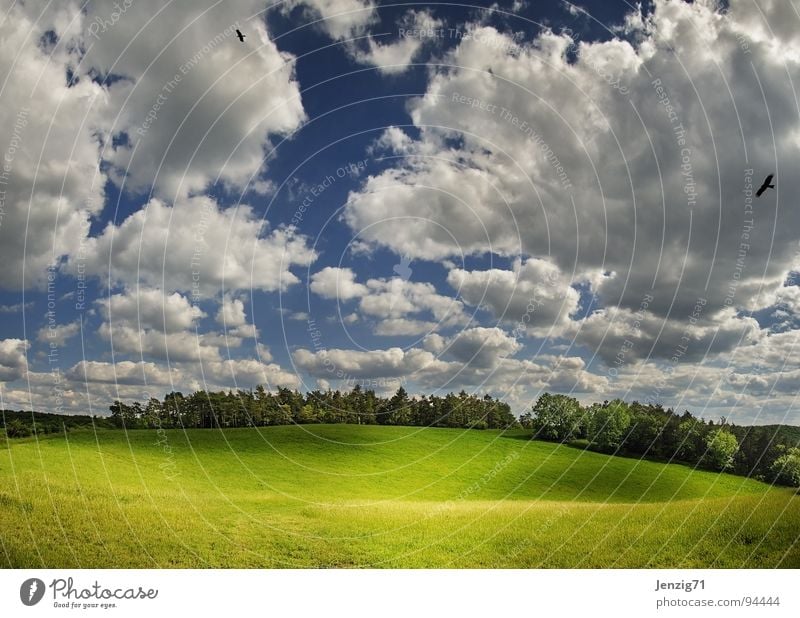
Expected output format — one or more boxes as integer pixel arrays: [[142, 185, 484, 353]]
[[1, 424, 798, 568]]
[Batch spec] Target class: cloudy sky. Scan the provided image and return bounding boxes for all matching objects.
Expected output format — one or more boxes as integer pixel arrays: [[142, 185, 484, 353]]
[[1, 0, 799, 424]]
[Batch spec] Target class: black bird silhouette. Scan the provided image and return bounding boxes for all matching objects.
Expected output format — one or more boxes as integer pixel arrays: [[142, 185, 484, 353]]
[[235, 29, 245, 42], [756, 174, 775, 197]]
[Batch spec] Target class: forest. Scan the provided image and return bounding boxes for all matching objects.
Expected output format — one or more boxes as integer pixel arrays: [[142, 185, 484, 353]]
[[521, 393, 800, 487]]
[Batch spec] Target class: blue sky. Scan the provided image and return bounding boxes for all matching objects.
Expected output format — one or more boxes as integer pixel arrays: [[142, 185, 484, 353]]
[[1, 0, 799, 425]]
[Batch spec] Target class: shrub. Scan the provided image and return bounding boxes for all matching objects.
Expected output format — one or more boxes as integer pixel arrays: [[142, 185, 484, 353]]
[[5, 420, 31, 438], [530, 393, 583, 442], [588, 400, 631, 453], [703, 428, 738, 471], [676, 417, 706, 462], [770, 447, 800, 487]]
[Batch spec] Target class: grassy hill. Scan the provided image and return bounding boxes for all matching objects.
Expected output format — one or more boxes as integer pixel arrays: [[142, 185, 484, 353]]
[[1, 424, 798, 567]]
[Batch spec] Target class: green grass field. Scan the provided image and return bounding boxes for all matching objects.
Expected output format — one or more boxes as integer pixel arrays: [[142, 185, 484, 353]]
[[1, 424, 798, 567]]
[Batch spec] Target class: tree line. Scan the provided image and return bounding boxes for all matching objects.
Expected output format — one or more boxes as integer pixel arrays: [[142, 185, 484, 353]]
[[105, 385, 517, 430], [2, 410, 115, 438], [520, 393, 800, 487]]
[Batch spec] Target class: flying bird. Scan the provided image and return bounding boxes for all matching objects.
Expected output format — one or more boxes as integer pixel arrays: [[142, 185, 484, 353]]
[[756, 174, 775, 197], [235, 29, 245, 42]]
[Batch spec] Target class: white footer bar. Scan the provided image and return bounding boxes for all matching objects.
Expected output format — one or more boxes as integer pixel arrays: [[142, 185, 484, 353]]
[[1, 570, 797, 617]]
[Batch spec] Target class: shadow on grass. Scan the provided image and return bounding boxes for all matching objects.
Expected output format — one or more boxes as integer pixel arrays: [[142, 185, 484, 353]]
[[498, 430, 534, 441], [501, 433, 800, 493]]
